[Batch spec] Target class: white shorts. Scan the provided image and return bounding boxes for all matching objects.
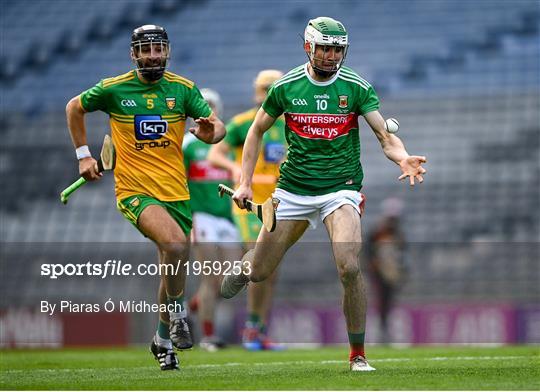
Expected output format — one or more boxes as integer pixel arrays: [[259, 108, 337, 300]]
[[191, 212, 240, 246], [273, 188, 364, 229]]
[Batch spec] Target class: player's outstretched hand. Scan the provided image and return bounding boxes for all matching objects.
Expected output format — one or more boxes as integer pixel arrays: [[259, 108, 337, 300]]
[[189, 117, 215, 143], [79, 157, 102, 181], [398, 156, 427, 186], [232, 184, 253, 210]]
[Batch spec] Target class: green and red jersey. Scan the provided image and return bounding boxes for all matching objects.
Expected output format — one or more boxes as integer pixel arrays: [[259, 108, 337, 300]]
[[262, 63, 379, 195], [183, 133, 233, 219]]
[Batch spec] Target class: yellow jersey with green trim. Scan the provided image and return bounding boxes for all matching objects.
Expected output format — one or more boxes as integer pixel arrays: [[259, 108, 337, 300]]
[[80, 70, 211, 202]]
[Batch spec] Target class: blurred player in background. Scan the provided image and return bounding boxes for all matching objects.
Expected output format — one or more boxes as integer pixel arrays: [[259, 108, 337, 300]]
[[65, 25, 226, 370], [366, 197, 407, 344], [183, 88, 243, 352], [208, 70, 287, 350], [221, 17, 427, 371]]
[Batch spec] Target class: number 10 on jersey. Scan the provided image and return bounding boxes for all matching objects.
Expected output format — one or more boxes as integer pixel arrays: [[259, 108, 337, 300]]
[[316, 99, 327, 110]]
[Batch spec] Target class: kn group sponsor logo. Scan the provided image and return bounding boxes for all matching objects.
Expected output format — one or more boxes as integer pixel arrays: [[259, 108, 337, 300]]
[[121, 99, 137, 107], [134, 114, 171, 151], [134, 115, 168, 140]]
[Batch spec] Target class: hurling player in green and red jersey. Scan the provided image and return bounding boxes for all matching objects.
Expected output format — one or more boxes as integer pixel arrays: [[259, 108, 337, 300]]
[[221, 17, 427, 372], [66, 25, 226, 371], [208, 70, 287, 351], [183, 88, 242, 352]]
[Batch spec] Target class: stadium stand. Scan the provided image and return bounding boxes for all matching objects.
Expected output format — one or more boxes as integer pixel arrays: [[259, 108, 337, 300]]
[[1, 0, 538, 342]]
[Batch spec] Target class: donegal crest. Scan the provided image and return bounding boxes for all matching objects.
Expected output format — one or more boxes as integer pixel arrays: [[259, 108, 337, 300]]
[[166, 97, 176, 110]]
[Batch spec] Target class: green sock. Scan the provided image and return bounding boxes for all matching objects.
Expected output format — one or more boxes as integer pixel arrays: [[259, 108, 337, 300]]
[[348, 332, 366, 359], [157, 319, 170, 340], [348, 332, 365, 345]]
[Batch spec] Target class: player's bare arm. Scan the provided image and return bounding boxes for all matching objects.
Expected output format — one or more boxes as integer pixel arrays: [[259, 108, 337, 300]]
[[232, 108, 276, 208], [207, 141, 242, 183], [364, 110, 427, 186], [189, 111, 226, 144], [66, 95, 101, 181]]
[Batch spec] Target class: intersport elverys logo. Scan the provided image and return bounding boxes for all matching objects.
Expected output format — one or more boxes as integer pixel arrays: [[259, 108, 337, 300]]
[[285, 112, 358, 140]]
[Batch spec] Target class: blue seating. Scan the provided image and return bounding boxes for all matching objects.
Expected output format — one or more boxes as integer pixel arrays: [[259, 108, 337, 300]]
[[2, 0, 538, 112]]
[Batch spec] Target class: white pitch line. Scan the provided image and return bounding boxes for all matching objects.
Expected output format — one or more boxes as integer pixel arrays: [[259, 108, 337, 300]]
[[189, 355, 533, 369], [1, 355, 534, 374]]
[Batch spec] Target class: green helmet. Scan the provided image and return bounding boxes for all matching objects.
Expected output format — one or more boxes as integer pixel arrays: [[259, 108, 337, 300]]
[[304, 17, 348, 76]]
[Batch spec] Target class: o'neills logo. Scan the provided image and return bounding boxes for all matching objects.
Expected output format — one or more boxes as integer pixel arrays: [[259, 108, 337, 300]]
[[285, 113, 358, 140]]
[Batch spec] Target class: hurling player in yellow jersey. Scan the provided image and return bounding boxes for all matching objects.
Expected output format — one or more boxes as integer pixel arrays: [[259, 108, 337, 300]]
[[208, 70, 286, 351], [65, 25, 226, 371]]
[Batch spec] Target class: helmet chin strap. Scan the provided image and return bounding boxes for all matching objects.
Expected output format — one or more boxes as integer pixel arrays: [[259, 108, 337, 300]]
[[307, 57, 338, 78], [312, 65, 337, 78], [140, 66, 165, 81]]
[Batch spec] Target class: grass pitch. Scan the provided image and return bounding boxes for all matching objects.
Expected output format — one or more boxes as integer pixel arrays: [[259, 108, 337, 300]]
[[1, 345, 538, 390]]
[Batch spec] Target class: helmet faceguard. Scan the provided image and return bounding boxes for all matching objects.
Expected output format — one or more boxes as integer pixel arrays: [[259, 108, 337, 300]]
[[131, 25, 170, 81], [304, 17, 348, 78]]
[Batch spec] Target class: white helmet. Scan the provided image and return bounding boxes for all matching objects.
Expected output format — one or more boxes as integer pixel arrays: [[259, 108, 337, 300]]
[[200, 88, 223, 116], [304, 17, 349, 76]]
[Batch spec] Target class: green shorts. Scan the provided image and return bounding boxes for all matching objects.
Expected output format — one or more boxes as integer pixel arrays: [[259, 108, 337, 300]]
[[233, 213, 262, 243], [117, 195, 192, 236]]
